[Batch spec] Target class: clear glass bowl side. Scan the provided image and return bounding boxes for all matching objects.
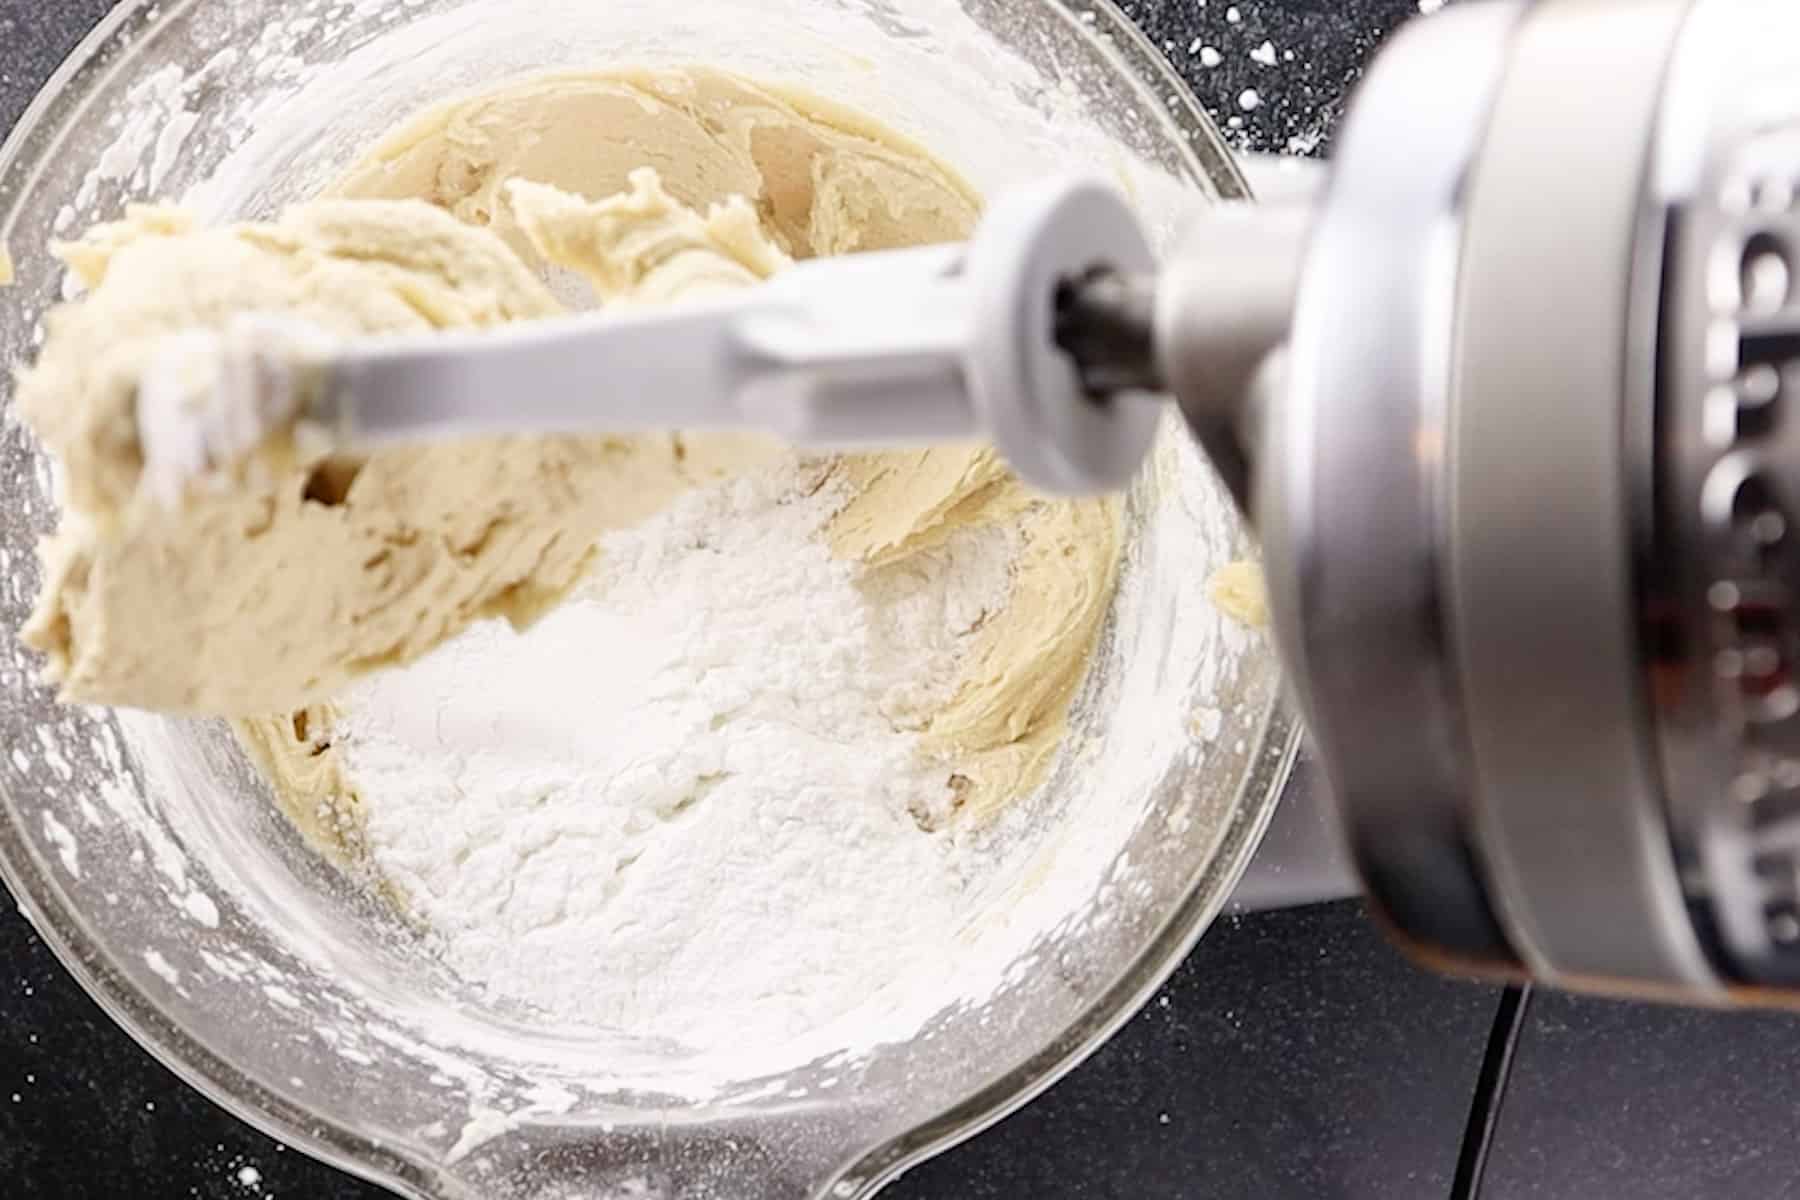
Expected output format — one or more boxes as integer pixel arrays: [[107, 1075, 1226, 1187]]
[[0, 2, 1289, 1198]]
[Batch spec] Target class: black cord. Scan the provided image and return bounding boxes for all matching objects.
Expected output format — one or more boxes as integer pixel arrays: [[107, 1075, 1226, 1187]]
[[1449, 983, 1534, 1200]]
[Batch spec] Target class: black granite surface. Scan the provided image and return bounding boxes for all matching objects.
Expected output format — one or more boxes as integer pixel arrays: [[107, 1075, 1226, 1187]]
[[8, 2, 1800, 1199]]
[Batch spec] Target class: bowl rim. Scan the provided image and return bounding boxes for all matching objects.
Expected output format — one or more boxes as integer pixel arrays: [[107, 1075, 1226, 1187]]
[[0, 1, 1293, 1197], [851, 698, 1300, 1198]]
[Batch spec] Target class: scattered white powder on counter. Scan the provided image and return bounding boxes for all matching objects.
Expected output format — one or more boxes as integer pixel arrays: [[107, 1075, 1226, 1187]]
[[338, 461, 1017, 1053]]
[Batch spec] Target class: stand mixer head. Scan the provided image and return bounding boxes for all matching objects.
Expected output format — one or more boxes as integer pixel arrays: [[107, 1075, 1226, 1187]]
[[1139, 0, 1800, 1006]]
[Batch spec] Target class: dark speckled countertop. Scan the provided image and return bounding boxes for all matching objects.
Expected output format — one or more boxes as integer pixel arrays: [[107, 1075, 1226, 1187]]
[[8, 2, 1800, 1198]]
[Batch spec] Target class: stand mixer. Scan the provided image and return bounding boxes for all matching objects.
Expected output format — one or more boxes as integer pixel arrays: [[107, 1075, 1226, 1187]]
[[1167, 0, 1800, 1006], [149, 0, 1800, 1007], [1053, 0, 1800, 1006]]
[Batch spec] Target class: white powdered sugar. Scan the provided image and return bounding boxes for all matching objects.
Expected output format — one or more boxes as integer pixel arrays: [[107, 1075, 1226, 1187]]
[[337, 460, 1017, 1053]]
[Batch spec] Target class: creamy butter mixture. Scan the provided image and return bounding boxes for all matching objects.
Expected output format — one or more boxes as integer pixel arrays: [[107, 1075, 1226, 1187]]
[[19, 67, 1121, 852], [1208, 560, 1269, 629]]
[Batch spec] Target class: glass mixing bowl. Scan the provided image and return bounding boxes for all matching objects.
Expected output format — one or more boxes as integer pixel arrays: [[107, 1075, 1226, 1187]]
[[0, 0, 1298, 1196]]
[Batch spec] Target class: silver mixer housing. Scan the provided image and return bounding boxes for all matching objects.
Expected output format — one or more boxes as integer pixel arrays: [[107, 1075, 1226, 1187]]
[[1158, 0, 1800, 1002]]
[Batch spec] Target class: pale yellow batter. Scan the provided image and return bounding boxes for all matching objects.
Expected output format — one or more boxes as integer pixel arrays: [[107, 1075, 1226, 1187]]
[[1209, 561, 1270, 629], [19, 67, 1121, 845]]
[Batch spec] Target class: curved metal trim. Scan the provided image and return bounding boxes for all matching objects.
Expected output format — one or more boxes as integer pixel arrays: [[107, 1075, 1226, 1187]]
[[1447, 0, 1715, 990], [1270, 0, 1528, 970]]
